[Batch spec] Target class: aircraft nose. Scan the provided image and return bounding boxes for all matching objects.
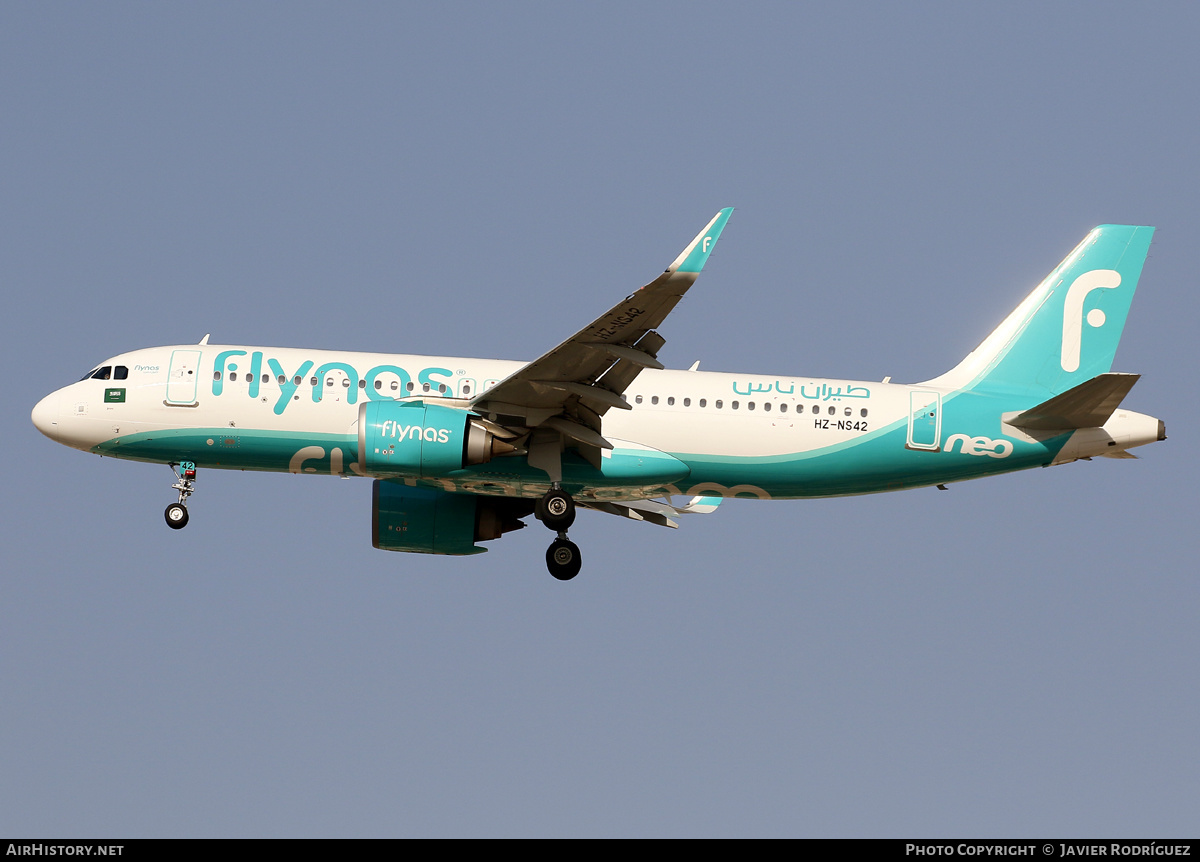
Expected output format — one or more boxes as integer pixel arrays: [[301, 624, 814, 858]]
[[31, 391, 61, 439]]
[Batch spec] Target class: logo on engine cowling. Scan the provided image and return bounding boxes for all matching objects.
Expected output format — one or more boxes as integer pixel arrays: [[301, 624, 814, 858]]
[[379, 419, 452, 444]]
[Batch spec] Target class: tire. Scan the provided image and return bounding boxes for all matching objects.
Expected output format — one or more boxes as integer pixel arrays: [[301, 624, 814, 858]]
[[539, 489, 575, 530], [546, 538, 582, 581], [165, 503, 189, 530]]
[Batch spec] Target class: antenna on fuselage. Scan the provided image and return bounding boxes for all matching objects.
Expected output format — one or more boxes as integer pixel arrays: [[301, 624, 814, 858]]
[[198, 334, 210, 345]]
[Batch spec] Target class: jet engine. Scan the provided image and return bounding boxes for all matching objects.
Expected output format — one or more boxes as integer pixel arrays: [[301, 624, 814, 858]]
[[358, 401, 516, 478], [372, 481, 529, 555]]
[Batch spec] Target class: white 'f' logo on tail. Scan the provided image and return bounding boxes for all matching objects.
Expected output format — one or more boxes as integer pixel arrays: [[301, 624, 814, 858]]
[[1061, 269, 1121, 372]]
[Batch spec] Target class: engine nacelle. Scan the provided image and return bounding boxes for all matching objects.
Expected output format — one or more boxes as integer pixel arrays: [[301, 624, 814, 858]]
[[372, 481, 529, 556], [358, 401, 510, 478]]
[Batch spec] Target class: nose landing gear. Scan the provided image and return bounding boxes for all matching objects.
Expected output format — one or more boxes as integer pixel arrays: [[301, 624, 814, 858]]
[[538, 485, 580, 580], [165, 461, 197, 530]]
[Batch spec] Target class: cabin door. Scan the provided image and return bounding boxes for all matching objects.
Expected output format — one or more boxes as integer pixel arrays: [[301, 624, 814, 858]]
[[906, 390, 941, 451], [166, 350, 202, 405]]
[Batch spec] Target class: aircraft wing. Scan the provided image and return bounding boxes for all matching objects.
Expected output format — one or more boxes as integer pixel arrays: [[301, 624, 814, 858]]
[[470, 208, 733, 469]]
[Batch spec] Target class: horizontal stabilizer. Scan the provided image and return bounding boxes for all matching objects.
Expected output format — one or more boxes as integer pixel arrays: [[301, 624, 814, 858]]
[[582, 501, 679, 529], [1007, 373, 1140, 430], [678, 495, 722, 514], [579, 495, 724, 529]]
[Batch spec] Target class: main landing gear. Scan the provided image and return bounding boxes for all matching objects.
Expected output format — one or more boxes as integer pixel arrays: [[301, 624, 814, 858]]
[[165, 461, 197, 530], [537, 485, 580, 580]]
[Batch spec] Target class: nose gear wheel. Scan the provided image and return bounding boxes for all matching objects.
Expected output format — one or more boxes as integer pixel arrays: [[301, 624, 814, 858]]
[[164, 502, 189, 529]]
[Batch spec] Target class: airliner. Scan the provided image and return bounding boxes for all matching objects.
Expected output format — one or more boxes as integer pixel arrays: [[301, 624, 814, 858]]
[[31, 210, 1164, 579]]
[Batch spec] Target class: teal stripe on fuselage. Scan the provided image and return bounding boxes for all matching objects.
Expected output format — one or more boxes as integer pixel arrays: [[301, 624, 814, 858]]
[[93, 428, 359, 474], [669, 422, 1066, 498], [91, 384, 1072, 500]]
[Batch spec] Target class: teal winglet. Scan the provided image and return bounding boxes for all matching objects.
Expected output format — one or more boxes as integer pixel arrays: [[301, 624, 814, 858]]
[[669, 207, 734, 274]]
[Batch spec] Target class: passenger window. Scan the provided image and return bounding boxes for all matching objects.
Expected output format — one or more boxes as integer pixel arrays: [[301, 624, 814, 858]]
[[91, 366, 112, 380], [262, 374, 270, 384], [326, 378, 334, 387], [422, 383, 430, 392], [359, 380, 366, 389], [439, 384, 447, 394], [715, 400, 723, 409], [844, 407, 852, 416], [294, 376, 302, 385], [763, 402, 771, 412], [342, 379, 350, 388], [213, 371, 221, 381], [861, 408, 869, 417], [114, 366, 129, 380], [780, 403, 787, 413], [391, 381, 399, 391], [732, 401, 739, 410], [651, 396, 659, 405], [310, 377, 318, 386], [748, 402, 755, 411], [699, 399, 707, 408], [462, 384, 471, 395], [827, 405, 835, 415], [407, 382, 415, 392], [374, 380, 382, 390], [278, 375, 286, 384], [667, 397, 675, 406], [230, 372, 238, 382], [683, 398, 691, 407], [635, 395, 643, 404]]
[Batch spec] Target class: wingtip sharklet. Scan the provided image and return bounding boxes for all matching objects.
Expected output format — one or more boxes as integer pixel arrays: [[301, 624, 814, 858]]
[[668, 207, 734, 275]]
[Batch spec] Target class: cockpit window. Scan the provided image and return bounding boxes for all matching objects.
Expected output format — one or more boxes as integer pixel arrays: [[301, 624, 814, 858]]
[[80, 368, 99, 381], [114, 366, 129, 380], [90, 366, 112, 380]]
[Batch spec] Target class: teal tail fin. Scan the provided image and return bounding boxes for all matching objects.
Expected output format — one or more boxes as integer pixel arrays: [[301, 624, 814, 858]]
[[925, 225, 1155, 398]]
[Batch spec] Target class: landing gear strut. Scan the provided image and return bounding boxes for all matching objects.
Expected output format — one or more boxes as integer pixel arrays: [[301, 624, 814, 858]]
[[538, 485, 580, 580], [165, 461, 197, 530]]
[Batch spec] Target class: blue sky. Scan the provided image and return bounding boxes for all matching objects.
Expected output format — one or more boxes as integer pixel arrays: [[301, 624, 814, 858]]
[[3, 2, 1198, 837]]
